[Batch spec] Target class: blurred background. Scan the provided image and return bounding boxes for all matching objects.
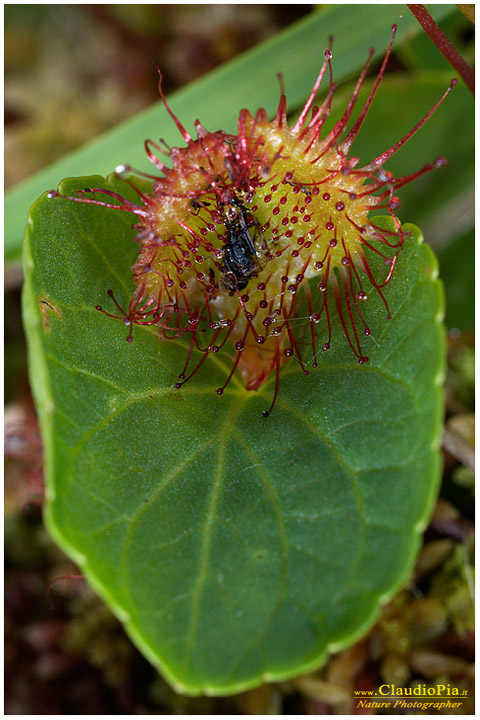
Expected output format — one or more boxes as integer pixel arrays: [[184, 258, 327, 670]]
[[5, 4, 474, 714], [5, 4, 311, 189]]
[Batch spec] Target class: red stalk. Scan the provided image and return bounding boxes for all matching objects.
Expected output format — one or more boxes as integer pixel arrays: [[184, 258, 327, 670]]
[[407, 4, 475, 95]]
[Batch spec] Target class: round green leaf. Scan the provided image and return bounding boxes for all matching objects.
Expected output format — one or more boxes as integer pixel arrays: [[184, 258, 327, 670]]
[[23, 175, 444, 695]]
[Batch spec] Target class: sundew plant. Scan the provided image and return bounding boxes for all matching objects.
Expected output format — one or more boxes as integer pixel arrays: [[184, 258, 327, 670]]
[[21, 5, 473, 697]]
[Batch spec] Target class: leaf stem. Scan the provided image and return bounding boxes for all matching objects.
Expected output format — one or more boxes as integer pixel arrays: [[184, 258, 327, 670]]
[[407, 4, 475, 95]]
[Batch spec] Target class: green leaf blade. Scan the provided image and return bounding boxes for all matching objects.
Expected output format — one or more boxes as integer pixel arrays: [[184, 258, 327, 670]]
[[23, 177, 444, 695], [7, 3, 457, 261]]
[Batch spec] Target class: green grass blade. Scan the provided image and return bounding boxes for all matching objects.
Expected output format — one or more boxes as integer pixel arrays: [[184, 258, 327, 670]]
[[6, 4, 454, 261]]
